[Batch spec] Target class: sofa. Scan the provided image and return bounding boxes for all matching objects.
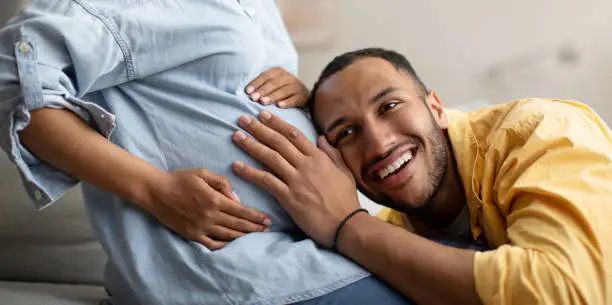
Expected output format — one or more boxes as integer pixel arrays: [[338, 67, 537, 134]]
[[0, 152, 108, 305]]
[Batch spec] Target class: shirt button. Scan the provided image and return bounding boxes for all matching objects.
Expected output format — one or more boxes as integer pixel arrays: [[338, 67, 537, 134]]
[[18, 42, 30, 53], [34, 190, 42, 201], [100, 113, 105, 119]]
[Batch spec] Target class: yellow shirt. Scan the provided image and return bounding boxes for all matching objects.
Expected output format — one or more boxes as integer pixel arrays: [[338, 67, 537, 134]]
[[378, 99, 612, 305]]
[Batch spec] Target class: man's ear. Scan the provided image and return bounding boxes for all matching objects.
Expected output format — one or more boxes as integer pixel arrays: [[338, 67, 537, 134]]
[[427, 91, 448, 129]]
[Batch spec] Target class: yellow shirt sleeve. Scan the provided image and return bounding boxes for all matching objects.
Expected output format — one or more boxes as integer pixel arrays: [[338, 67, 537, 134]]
[[473, 101, 611, 305]]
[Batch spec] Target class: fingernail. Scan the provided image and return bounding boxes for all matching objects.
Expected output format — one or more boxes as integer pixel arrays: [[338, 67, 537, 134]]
[[238, 115, 252, 126], [277, 101, 286, 108], [233, 161, 245, 169], [259, 111, 272, 121], [233, 131, 247, 141], [263, 228, 270, 232], [231, 191, 240, 202], [246, 86, 255, 94], [251, 92, 261, 100], [263, 218, 272, 226], [261, 96, 270, 104]]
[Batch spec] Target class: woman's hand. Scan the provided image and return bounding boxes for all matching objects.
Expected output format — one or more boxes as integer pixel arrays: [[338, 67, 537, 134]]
[[246, 67, 310, 108], [145, 169, 271, 250]]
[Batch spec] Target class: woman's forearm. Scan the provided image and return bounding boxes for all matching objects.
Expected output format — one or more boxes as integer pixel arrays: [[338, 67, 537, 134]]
[[18, 108, 163, 209]]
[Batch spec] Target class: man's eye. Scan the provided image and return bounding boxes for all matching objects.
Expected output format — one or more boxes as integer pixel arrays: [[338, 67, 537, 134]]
[[381, 102, 398, 113], [335, 127, 356, 144]]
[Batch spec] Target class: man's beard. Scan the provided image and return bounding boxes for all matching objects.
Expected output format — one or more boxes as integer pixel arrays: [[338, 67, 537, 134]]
[[357, 118, 449, 214], [405, 123, 449, 213]]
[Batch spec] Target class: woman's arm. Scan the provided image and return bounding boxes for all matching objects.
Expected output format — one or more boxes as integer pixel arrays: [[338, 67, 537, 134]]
[[19, 108, 271, 249]]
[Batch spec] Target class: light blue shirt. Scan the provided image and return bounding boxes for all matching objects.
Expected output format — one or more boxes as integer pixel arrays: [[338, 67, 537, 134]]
[[0, 1, 368, 304]]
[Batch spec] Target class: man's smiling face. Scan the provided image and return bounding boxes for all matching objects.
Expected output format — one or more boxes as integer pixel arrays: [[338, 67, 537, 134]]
[[313, 57, 450, 212]]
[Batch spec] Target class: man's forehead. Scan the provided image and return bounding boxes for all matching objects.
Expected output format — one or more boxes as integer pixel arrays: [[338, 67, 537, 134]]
[[317, 57, 404, 99]]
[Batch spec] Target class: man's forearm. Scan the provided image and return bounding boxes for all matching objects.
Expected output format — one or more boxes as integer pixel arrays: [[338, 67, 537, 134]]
[[18, 108, 164, 208], [338, 213, 482, 305]]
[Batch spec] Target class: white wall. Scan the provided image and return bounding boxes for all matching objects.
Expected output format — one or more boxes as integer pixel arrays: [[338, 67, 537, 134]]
[[297, 0, 612, 123]]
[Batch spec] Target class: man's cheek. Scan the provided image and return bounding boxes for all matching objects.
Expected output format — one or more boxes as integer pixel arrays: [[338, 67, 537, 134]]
[[348, 160, 362, 181], [350, 167, 362, 184], [339, 151, 358, 177]]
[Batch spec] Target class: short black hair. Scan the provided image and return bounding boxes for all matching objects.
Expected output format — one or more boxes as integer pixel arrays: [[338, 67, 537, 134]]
[[307, 48, 428, 130]]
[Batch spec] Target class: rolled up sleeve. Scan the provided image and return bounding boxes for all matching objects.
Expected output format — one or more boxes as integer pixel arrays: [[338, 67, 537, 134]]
[[0, 1, 130, 209]]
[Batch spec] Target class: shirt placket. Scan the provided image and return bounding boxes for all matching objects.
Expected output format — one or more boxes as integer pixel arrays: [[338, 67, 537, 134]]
[[236, 0, 258, 19]]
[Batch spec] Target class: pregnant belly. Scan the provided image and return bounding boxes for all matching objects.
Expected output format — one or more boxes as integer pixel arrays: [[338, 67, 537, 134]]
[[153, 102, 317, 232]]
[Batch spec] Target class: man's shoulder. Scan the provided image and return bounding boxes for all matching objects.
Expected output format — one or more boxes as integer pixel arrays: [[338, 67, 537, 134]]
[[448, 98, 612, 181], [464, 98, 587, 125], [500, 98, 596, 124], [465, 98, 607, 145]]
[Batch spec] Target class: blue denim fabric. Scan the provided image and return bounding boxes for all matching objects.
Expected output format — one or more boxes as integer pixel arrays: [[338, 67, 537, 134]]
[[297, 238, 489, 305], [296, 276, 412, 305], [0, 1, 368, 304]]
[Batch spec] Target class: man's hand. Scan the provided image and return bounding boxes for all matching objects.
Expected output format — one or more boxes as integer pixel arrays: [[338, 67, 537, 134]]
[[246, 67, 310, 108], [145, 169, 271, 250], [231, 111, 361, 247]]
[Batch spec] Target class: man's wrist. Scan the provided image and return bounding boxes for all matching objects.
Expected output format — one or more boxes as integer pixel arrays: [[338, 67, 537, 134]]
[[336, 211, 371, 254], [331, 208, 368, 251]]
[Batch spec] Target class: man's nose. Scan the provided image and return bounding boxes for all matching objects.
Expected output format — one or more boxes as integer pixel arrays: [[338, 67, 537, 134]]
[[364, 122, 396, 160]]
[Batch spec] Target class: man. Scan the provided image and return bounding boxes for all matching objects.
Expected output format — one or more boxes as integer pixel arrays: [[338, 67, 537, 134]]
[[232, 48, 612, 304], [0, 1, 410, 304]]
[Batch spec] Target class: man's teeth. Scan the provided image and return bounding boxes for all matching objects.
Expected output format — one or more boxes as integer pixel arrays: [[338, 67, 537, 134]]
[[377, 150, 413, 180]]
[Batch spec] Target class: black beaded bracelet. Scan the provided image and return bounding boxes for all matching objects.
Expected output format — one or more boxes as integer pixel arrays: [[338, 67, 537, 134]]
[[331, 208, 369, 253]]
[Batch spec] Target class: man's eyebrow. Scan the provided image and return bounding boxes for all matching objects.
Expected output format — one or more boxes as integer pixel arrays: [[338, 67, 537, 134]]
[[325, 117, 347, 134], [370, 87, 400, 104]]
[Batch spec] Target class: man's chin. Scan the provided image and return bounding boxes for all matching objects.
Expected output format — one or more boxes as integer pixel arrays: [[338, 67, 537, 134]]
[[384, 196, 431, 214], [357, 184, 428, 213]]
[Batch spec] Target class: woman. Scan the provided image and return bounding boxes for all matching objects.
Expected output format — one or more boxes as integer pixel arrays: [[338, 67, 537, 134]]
[[0, 0, 409, 304]]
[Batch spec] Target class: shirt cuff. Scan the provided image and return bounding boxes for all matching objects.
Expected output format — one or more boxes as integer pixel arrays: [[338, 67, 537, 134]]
[[3, 93, 115, 210]]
